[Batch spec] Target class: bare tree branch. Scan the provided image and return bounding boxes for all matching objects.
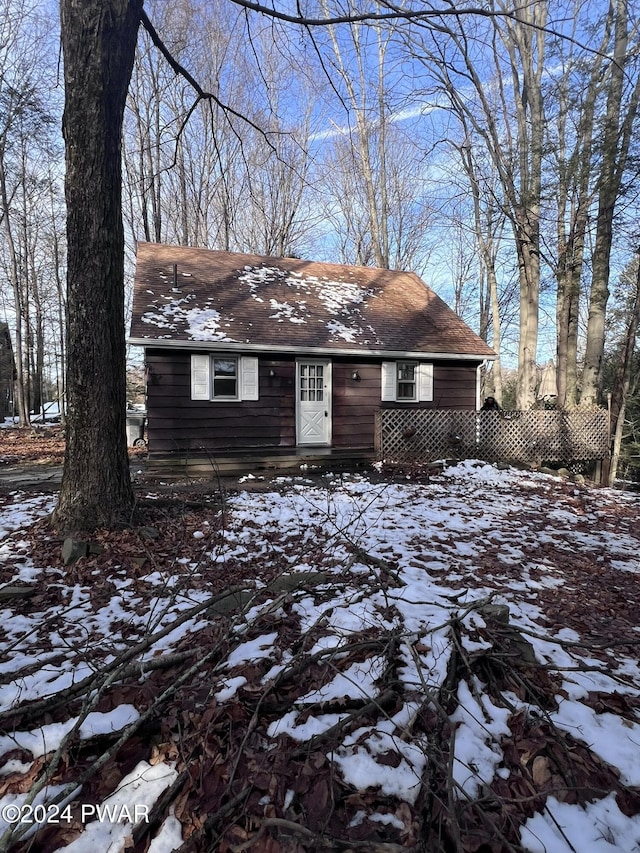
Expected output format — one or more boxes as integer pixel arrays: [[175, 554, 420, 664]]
[[139, 9, 276, 145]]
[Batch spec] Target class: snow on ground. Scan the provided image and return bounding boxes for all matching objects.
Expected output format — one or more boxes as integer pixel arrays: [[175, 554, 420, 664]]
[[1, 461, 640, 851]]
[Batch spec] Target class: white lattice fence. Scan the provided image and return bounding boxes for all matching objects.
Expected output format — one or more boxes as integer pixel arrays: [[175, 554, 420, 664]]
[[376, 409, 609, 466]]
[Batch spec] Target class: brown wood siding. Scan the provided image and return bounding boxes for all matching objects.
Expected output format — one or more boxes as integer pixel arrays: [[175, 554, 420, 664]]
[[145, 350, 296, 454], [331, 362, 380, 448], [433, 363, 478, 408], [144, 350, 481, 454]]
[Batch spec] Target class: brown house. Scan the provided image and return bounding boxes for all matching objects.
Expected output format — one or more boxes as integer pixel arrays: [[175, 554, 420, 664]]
[[129, 242, 495, 466]]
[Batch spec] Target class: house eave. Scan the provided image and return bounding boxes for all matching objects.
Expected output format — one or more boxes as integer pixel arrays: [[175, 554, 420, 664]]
[[127, 336, 496, 362]]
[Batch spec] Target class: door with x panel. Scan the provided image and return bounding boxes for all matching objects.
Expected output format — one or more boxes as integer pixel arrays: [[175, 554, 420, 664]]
[[296, 360, 332, 445]]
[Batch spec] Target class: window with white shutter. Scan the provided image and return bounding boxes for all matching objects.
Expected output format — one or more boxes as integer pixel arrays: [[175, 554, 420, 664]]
[[397, 361, 417, 400], [191, 354, 260, 401], [381, 361, 433, 402]]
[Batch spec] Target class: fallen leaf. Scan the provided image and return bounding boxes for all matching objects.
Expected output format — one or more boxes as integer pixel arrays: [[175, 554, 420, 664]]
[[531, 755, 551, 787]]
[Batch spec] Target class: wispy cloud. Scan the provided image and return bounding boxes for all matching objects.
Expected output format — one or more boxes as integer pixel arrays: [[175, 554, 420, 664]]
[[309, 100, 444, 142]]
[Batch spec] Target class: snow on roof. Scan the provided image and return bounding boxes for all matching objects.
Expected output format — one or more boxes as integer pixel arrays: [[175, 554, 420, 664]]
[[130, 242, 496, 358]]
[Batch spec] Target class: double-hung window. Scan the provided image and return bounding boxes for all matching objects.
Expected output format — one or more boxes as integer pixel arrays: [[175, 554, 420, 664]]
[[191, 354, 259, 401], [396, 361, 417, 400], [213, 358, 238, 399], [381, 361, 433, 402]]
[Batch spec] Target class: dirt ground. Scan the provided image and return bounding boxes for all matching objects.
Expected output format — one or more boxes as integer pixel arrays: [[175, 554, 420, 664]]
[[2, 425, 640, 852], [0, 424, 66, 465], [0, 424, 148, 472]]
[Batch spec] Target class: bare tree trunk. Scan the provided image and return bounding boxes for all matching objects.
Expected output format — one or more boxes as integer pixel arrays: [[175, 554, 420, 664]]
[[28, 247, 44, 417], [460, 139, 504, 403], [375, 24, 390, 268], [322, 5, 390, 268], [606, 255, 640, 485], [488, 262, 503, 404], [0, 148, 30, 426], [502, 2, 546, 409], [53, 0, 141, 532], [553, 12, 607, 408], [556, 231, 586, 408], [18, 147, 44, 419], [407, 1, 546, 409], [48, 177, 66, 424], [581, 0, 640, 406], [516, 234, 540, 410]]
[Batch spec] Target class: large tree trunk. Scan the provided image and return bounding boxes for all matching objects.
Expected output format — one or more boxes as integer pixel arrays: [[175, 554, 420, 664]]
[[553, 13, 607, 409], [581, 0, 640, 406], [461, 138, 504, 403], [53, 0, 142, 532], [515, 239, 540, 409], [507, 3, 546, 410]]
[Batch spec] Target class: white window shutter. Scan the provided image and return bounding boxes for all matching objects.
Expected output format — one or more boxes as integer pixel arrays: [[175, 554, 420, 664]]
[[418, 363, 433, 401], [191, 354, 210, 400], [240, 356, 259, 401], [381, 362, 396, 401]]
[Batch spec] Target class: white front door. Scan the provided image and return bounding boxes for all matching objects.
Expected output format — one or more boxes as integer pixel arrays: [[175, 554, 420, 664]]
[[296, 360, 331, 445]]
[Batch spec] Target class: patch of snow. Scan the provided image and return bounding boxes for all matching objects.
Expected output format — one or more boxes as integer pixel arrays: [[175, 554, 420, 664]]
[[225, 632, 279, 667], [0, 707, 140, 761], [449, 678, 511, 798], [333, 728, 427, 804], [520, 793, 640, 852], [147, 811, 184, 853], [54, 761, 178, 852]]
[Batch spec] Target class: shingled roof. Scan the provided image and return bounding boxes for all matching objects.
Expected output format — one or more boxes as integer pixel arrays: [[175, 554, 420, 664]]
[[129, 242, 495, 360]]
